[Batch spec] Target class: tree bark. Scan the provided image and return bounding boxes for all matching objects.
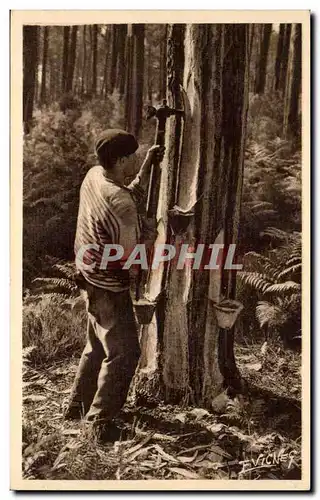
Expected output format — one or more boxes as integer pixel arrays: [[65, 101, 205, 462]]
[[49, 50, 57, 103], [125, 25, 134, 130], [126, 24, 145, 137], [61, 26, 70, 94], [186, 24, 250, 404], [80, 25, 87, 96], [133, 24, 145, 138], [66, 26, 78, 93], [40, 26, 49, 106], [116, 24, 127, 97], [279, 24, 292, 94], [80, 26, 87, 96], [251, 24, 260, 90], [23, 26, 39, 132], [101, 27, 109, 97], [108, 25, 118, 94], [274, 24, 285, 91], [158, 25, 168, 100], [134, 24, 251, 407], [255, 24, 272, 94], [85, 26, 93, 98], [91, 25, 98, 96], [283, 24, 302, 139], [147, 42, 153, 102]]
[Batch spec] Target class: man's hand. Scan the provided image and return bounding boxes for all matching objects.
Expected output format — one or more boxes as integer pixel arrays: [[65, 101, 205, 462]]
[[146, 145, 166, 164]]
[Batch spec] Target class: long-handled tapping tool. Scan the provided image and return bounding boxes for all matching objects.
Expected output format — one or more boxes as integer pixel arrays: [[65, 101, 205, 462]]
[[133, 99, 184, 324]]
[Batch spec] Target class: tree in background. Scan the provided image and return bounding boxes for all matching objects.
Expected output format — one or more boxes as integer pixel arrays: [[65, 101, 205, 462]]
[[124, 25, 134, 128], [158, 24, 167, 100], [91, 25, 98, 96], [23, 25, 39, 132], [80, 26, 87, 95], [279, 24, 292, 94], [109, 25, 118, 94], [101, 26, 111, 97], [283, 24, 302, 139], [125, 24, 145, 138], [255, 24, 272, 94], [116, 25, 127, 97], [274, 23, 292, 96], [40, 26, 49, 106], [61, 26, 70, 94], [66, 26, 78, 93], [25, 24, 167, 111], [47, 27, 62, 102], [145, 40, 153, 102], [274, 24, 285, 91]]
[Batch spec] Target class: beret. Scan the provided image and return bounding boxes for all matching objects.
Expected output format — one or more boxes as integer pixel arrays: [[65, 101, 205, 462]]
[[95, 129, 139, 158]]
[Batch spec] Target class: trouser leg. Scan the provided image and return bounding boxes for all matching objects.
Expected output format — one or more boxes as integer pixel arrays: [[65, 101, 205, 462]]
[[68, 314, 104, 416], [86, 290, 141, 422]]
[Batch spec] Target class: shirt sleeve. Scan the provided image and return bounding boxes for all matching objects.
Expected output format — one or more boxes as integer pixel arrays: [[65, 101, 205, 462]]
[[127, 175, 146, 207]]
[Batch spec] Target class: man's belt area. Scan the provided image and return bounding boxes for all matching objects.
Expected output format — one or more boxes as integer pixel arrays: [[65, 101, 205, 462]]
[[74, 269, 130, 291]]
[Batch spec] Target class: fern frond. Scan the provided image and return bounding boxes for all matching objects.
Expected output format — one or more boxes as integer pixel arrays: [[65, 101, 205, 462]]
[[244, 252, 272, 265], [33, 277, 77, 293], [264, 281, 301, 295], [245, 201, 274, 211], [284, 255, 301, 267], [260, 227, 291, 242], [277, 263, 302, 281], [53, 262, 77, 280], [239, 272, 272, 293], [256, 301, 286, 328]]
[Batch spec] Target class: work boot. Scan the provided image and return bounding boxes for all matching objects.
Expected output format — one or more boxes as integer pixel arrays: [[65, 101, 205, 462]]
[[63, 400, 84, 421], [85, 417, 122, 443]]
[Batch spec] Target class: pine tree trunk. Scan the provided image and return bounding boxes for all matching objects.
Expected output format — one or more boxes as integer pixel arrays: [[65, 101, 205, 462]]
[[81, 26, 87, 96], [279, 24, 292, 94], [91, 25, 98, 96], [158, 25, 168, 100], [275, 24, 285, 91], [255, 24, 272, 94], [23, 26, 39, 132], [62, 26, 70, 94], [182, 24, 250, 404], [133, 24, 145, 138], [116, 24, 127, 97], [74, 39, 81, 95], [283, 24, 302, 139], [66, 26, 78, 93], [49, 52, 58, 102], [146, 42, 153, 102], [134, 24, 251, 407], [40, 26, 49, 106], [101, 27, 110, 97], [108, 25, 118, 94], [86, 26, 93, 98], [252, 25, 262, 91], [125, 24, 145, 137], [125, 25, 134, 130]]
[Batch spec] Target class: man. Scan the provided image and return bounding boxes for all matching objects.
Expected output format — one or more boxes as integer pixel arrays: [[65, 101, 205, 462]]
[[64, 129, 164, 440]]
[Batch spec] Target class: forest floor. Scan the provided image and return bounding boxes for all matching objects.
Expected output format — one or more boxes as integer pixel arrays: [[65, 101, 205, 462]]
[[22, 340, 301, 482]]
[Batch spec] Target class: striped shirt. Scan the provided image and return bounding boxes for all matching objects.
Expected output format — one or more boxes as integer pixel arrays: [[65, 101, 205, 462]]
[[74, 165, 145, 291]]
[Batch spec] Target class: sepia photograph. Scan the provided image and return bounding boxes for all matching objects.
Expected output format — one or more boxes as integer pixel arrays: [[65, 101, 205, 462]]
[[11, 10, 310, 490]]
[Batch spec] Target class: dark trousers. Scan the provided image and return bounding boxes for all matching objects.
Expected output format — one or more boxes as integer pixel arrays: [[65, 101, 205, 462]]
[[69, 283, 141, 421]]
